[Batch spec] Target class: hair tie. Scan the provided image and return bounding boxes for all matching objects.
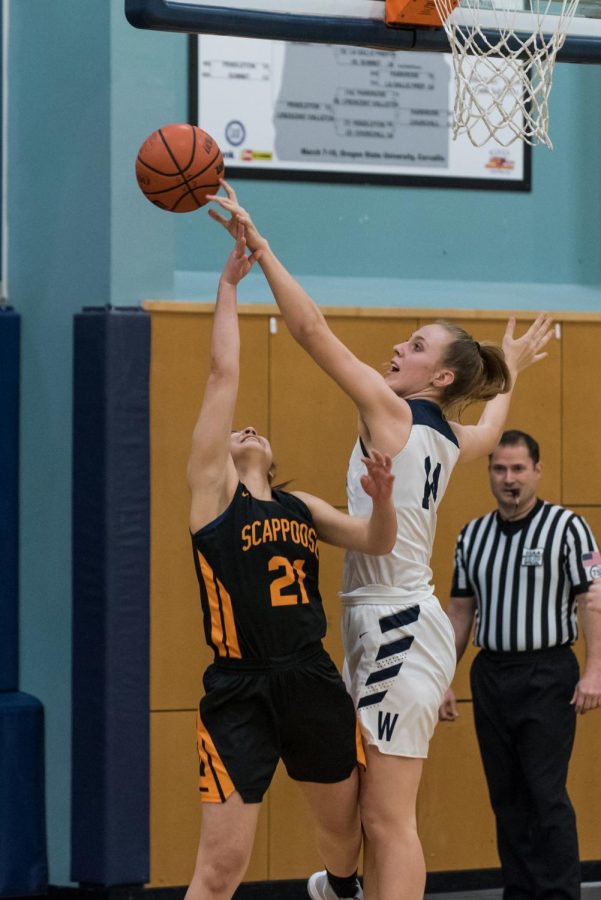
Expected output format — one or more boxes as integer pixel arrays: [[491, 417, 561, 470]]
[[474, 340, 481, 353]]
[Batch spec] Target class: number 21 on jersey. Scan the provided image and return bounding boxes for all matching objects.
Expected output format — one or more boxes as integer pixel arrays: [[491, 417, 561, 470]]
[[269, 556, 309, 606]]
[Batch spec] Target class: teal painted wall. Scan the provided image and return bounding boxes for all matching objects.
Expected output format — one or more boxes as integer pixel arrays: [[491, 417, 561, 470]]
[[175, 64, 601, 293], [10, 0, 185, 885], [8, 0, 601, 888]]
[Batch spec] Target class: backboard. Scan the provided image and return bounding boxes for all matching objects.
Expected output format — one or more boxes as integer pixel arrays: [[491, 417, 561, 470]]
[[125, 0, 601, 62]]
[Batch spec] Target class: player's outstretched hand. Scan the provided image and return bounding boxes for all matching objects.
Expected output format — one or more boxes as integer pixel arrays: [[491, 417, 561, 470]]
[[221, 224, 262, 287], [207, 179, 268, 254], [360, 449, 394, 504], [502, 313, 554, 379]]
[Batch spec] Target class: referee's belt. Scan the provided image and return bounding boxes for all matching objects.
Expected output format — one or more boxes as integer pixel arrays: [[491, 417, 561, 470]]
[[479, 643, 573, 661]]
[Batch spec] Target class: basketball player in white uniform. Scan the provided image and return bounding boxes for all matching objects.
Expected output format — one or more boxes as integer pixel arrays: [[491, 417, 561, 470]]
[[207, 183, 553, 900], [341, 403, 460, 761]]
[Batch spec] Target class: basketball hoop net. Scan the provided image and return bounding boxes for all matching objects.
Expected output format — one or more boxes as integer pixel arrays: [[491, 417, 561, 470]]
[[432, 0, 581, 147]]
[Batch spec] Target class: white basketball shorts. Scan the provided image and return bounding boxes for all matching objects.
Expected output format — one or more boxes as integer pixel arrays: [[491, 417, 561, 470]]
[[342, 595, 456, 758]]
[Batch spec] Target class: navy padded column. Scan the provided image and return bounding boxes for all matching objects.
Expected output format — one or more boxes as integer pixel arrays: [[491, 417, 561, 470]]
[[0, 693, 47, 896], [0, 307, 19, 690], [0, 308, 47, 897], [71, 308, 150, 886]]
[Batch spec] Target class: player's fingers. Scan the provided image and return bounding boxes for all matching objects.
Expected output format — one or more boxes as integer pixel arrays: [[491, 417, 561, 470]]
[[359, 474, 371, 494], [503, 317, 516, 341], [536, 329, 554, 349], [527, 316, 552, 344], [219, 178, 237, 199], [532, 312, 551, 331], [206, 194, 236, 212], [207, 209, 229, 228], [247, 250, 262, 269]]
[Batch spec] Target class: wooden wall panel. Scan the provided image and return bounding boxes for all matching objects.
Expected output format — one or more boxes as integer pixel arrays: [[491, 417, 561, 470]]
[[569, 710, 601, 861], [562, 323, 601, 505], [150, 312, 270, 710], [149, 710, 269, 887], [270, 317, 418, 507], [418, 704, 498, 871], [147, 305, 601, 887]]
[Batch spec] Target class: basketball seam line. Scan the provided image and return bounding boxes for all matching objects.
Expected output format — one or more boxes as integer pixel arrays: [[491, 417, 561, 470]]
[[158, 126, 200, 210], [137, 153, 221, 186], [155, 126, 220, 211]]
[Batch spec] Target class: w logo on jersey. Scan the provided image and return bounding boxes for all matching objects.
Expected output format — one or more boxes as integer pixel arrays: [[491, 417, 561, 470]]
[[377, 711, 399, 741], [357, 605, 420, 713], [422, 456, 441, 510]]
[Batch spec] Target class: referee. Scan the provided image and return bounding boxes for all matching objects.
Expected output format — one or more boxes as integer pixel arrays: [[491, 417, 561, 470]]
[[440, 429, 601, 900]]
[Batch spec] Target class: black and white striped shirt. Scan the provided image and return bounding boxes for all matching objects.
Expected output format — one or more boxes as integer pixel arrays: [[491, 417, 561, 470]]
[[451, 499, 598, 652]]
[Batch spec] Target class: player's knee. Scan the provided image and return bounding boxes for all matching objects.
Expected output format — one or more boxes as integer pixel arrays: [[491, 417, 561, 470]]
[[199, 847, 249, 895], [317, 810, 361, 845], [361, 804, 417, 845]]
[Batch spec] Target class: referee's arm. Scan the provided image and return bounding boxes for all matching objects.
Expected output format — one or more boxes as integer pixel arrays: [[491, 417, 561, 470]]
[[572, 596, 601, 715], [439, 594, 477, 721]]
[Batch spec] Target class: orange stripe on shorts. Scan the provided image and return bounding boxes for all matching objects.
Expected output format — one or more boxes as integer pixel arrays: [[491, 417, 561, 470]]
[[355, 718, 367, 769], [196, 711, 236, 803]]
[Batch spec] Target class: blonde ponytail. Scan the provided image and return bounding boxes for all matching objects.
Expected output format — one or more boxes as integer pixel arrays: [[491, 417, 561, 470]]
[[436, 320, 511, 411]]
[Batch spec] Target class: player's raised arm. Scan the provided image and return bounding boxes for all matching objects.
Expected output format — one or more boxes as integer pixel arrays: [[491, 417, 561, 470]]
[[207, 181, 411, 455], [293, 449, 396, 555], [187, 227, 262, 532], [451, 314, 553, 463]]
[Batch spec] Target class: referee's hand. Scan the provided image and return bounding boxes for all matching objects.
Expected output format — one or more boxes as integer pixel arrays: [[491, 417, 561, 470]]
[[439, 688, 459, 721], [571, 671, 601, 715]]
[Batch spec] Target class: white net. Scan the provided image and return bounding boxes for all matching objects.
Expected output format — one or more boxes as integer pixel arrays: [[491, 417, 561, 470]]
[[433, 0, 581, 146]]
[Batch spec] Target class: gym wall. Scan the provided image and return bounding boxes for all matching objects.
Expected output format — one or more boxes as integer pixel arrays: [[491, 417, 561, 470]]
[[145, 302, 601, 886]]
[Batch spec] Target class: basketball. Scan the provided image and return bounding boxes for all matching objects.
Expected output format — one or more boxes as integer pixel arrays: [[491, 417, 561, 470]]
[[135, 123, 224, 213]]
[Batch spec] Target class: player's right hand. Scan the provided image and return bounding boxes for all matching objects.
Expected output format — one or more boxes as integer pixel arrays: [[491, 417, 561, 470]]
[[207, 179, 269, 254]]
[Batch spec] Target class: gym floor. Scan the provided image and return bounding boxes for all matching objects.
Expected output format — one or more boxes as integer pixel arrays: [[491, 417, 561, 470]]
[[428, 888, 601, 900]]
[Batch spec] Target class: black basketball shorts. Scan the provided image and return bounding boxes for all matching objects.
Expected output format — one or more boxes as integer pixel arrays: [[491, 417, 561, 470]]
[[195, 643, 364, 803]]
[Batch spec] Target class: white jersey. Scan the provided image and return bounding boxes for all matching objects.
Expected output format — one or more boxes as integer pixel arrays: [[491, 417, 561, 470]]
[[342, 398, 460, 604]]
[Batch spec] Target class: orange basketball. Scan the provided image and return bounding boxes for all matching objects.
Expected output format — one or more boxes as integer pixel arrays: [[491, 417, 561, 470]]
[[135, 123, 224, 213]]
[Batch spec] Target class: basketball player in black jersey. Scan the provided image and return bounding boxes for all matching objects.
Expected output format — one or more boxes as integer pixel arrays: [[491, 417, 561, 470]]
[[185, 226, 396, 900]]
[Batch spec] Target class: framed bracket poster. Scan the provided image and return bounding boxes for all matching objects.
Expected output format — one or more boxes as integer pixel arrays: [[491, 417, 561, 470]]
[[190, 35, 531, 192]]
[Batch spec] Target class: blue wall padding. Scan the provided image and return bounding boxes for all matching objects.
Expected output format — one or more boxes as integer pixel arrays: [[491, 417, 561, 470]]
[[0, 692, 48, 896], [71, 308, 150, 886], [0, 308, 19, 691]]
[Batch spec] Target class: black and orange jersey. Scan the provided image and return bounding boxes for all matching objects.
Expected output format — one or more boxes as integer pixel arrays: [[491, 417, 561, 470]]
[[191, 482, 327, 661]]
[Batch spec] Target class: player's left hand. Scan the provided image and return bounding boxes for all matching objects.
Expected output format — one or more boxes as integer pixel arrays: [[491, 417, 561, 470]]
[[501, 313, 554, 379], [360, 449, 394, 503], [221, 224, 262, 286], [571, 669, 601, 715]]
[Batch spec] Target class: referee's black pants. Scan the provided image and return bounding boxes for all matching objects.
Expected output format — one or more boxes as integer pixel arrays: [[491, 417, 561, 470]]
[[470, 646, 580, 900]]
